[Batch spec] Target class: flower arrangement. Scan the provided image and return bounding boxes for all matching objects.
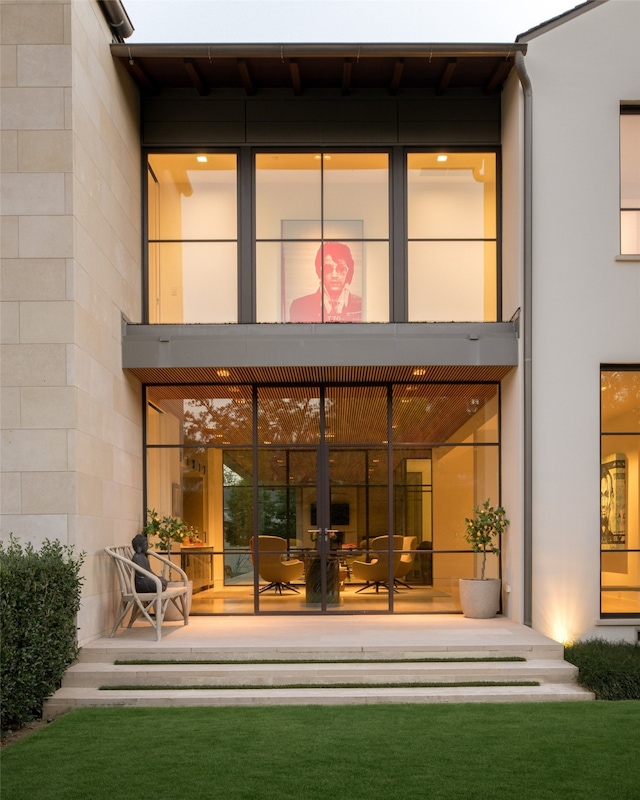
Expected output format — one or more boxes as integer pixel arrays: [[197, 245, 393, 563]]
[[309, 530, 339, 543], [463, 499, 509, 580], [141, 508, 197, 554]]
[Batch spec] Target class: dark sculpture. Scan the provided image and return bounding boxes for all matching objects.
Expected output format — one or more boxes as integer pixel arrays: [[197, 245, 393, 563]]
[[131, 533, 167, 592]]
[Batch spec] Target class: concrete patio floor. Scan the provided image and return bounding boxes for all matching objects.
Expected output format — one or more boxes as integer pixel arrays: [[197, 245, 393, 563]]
[[81, 613, 564, 658]]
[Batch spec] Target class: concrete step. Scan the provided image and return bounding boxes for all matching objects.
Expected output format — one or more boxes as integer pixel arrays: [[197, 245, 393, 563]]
[[43, 682, 594, 716], [76, 641, 567, 663], [44, 653, 594, 716], [60, 658, 580, 688], [44, 619, 595, 715]]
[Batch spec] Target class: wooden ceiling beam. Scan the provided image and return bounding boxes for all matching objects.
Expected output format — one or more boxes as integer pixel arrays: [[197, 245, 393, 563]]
[[389, 58, 404, 96], [436, 58, 457, 96], [484, 59, 513, 94], [126, 59, 156, 93], [237, 58, 255, 95], [288, 58, 302, 96], [342, 58, 352, 96], [183, 58, 209, 96]]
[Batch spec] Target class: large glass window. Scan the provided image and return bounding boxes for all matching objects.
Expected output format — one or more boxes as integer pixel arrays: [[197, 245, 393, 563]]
[[407, 152, 497, 321], [601, 368, 640, 616], [255, 152, 390, 323], [144, 380, 501, 614], [621, 108, 640, 255], [147, 153, 238, 323], [145, 149, 501, 324]]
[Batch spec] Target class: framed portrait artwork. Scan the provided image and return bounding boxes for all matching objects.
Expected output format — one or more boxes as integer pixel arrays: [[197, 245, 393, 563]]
[[601, 454, 626, 549], [281, 219, 364, 323]]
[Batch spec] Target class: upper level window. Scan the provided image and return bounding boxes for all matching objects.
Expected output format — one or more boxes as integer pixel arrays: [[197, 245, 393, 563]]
[[407, 153, 497, 321], [621, 107, 640, 255], [145, 148, 500, 324], [255, 152, 390, 323], [147, 153, 238, 323]]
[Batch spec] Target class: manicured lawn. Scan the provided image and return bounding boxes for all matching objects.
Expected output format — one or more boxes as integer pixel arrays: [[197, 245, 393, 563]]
[[2, 702, 639, 800]]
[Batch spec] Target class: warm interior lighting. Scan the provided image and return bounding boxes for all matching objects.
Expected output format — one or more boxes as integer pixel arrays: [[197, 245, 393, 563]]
[[216, 369, 230, 377], [197, 156, 208, 163], [436, 155, 448, 162]]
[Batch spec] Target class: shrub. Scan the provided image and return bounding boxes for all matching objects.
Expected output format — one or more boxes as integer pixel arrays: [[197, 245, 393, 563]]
[[0, 536, 84, 730], [564, 637, 640, 700]]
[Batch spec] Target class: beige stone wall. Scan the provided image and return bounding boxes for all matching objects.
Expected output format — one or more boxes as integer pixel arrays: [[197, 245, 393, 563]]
[[1, 0, 142, 643]]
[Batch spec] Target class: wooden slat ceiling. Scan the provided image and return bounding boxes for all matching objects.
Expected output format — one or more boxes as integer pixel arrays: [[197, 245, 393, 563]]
[[132, 364, 511, 386], [111, 44, 525, 96], [144, 364, 508, 450]]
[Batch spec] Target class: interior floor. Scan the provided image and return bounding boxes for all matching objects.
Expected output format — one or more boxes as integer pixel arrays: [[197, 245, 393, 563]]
[[190, 580, 460, 614]]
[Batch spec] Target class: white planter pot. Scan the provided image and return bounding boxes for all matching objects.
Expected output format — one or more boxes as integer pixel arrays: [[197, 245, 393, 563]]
[[164, 580, 193, 620], [459, 578, 501, 619]]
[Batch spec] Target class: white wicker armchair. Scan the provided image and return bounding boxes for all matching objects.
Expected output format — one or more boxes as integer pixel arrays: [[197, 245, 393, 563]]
[[104, 545, 189, 641]]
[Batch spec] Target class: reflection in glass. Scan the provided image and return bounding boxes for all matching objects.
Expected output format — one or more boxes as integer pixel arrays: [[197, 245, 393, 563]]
[[326, 385, 388, 444], [392, 383, 499, 444], [257, 387, 321, 446], [146, 385, 254, 446], [144, 382, 503, 614], [601, 370, 640, 432]]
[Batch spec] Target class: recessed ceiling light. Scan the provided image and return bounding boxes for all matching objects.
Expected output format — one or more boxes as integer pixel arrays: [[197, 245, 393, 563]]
[[197, 155, 208, 163], [437, 155, 448, 162]]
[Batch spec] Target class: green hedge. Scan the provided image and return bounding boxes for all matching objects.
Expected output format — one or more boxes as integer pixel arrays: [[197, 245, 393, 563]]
[[0, 537, 84, 730], [564, 637, 640, 700]]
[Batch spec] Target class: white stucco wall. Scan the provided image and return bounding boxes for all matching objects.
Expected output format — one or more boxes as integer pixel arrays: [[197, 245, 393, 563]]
[[524, 0, 640, 642], [500, 69, 526, 624]]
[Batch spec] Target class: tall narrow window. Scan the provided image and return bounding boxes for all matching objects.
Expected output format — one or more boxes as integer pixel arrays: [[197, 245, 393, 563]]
[[601, 367, 640, 616], [621, 107, 640, 255], [407, 152, 497, 322], [255, 152, 390, 323], [147, 153, 238, 323]]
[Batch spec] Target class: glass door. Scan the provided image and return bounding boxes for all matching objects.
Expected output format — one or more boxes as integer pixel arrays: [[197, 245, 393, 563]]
[[325, 386, 392, 612], [255, 385, 393, 612]]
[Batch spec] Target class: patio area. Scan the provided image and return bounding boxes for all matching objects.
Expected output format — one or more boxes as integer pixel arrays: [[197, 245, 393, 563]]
[[82, 613, 564, 659]]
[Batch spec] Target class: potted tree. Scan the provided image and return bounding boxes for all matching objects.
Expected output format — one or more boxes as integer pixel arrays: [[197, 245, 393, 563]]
[[141, 508, 195, 617], [142, 508, 191, 562], [459, 499, 509, 618]]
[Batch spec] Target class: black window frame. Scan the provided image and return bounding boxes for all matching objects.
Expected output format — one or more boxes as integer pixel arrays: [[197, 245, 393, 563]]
[[142, 144, 502, 325]]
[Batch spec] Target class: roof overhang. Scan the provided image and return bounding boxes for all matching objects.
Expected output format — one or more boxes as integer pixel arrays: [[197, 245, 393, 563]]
[[123, 322, 518, 385], [111, 42, 526, 96]]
